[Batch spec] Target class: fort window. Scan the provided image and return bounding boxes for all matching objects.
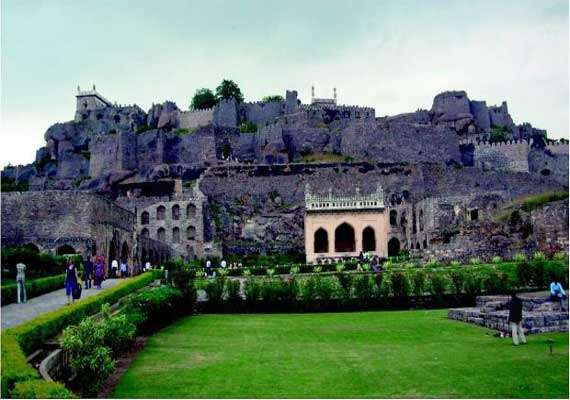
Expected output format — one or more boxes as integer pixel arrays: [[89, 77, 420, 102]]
[[423, 239, 427, 249], [157, 205, 166, 220], [157, 227, 166, 242], [334, 223, 355, 253], [141, 228, 149, 238], [172, 227, 180, 243], [187, 226, 196, 240], [387, 238, 400, 257], [141, 211, 149, 225], [314, 228, 329, 254], [470, 209, 479, 221], [187, 204, 197, 218], [412, 211, 417, 234], [114, 115, 121, 123], [362, 227, 376, 252], [172, 204, 180, 220], [389, 210, 397, 226], [56, 244, 76, 255], [419, 210, 424, 231]]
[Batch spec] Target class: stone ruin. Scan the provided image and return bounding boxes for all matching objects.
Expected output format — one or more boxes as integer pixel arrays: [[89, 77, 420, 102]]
[[1, 84, 568, 264], [449, 293, 569, 335]]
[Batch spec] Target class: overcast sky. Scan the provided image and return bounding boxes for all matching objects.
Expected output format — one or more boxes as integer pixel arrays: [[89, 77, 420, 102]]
[[1, 0, 568, 167]]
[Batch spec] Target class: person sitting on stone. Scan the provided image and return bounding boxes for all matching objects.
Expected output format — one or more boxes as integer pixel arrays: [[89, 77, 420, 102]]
[[370, 257, 379, 273], [550, 280, 567, 310], [508, 292, 527, 346]]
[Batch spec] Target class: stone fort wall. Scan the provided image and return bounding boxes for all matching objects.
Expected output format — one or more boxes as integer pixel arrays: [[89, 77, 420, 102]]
[[471, 139, 530, 173], [178, 108, 215, 129]]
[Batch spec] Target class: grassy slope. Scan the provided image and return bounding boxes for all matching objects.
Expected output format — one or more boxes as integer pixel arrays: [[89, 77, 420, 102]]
[[113, 310, 569, 398]]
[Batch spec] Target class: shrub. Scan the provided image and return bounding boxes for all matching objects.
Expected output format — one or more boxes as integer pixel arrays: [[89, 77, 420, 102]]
[[7, 272, 156, 355], [315, 276, 336, 301], [191, 88, 218, 110], [533, 251, 546, 261], [425, 258, 440, 268], [529, 259, 547, 288], [391, 271, 410, 298], [301, 276, 318, 303], [239, 121, 257, 133], [516, 262, 533, 287], [226, 279, 241, 303], [124, 286, 184, 332], [244, 277, 260, 303], [336, 272, 352, 299], [491, 256, 502, 264], [450, 260, 461, 267], [260, 279, 282, 304], [469, 257, 482, 265], [428, 273, 447, 297], [449, 270, 465, 294], [11, 380, 75, 399], [411, 270, 426, 296], [0, 333, 38, 398], [170, 268, 197, 306], [553, 251, 567, 261], [354, 275, 374, 301], [520, 191, 569, 212], [205, 276, 226, 304], [482, 271, 511, 294], [279, 276, 299, 303], [60, 309, 132, 396], [513, 252, 527, 263], [2, 274, 66, 305], [463, 272, 482, 299]]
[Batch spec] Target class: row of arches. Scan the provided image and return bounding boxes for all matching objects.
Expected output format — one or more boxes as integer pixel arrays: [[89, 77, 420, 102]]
[[141, 226, 196, 243], [389, 209, 424, 233], [314, 223, 376, 254], [141, 204, 197, 225]]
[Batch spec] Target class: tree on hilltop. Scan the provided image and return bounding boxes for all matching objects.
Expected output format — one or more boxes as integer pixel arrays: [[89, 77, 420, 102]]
[[262, 95, 284, 103], [215, 79, 244, 103], [190, 88, 218, 110]]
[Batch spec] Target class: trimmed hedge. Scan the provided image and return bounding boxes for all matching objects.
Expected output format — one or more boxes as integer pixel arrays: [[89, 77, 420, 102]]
[[1, 274, 66, 305], [1, 272, 158, 398], [11, 380, 75, 399]]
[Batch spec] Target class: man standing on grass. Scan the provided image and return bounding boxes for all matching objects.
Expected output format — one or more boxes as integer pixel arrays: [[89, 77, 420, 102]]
[[508, 292, 526, 346]]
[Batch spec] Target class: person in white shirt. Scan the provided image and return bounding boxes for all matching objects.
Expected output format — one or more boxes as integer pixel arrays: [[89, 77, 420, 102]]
[[220, 260, 227, 269], [111, 259, 119, 278], [144, 261, 151, 271]]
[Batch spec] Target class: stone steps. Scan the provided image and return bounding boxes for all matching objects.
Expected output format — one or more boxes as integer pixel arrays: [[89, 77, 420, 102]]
[[449, 292, 568, 335]]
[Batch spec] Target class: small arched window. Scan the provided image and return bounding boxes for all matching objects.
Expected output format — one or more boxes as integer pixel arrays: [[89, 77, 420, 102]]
[[389, 210, 397, 226], [141, 211, 149, 225], [172, 204, 180, 220], [187, 204, 196, 219], [157, 206, 166, 220], [141, 228, 149, 238], [157, 227, 166, 242], [187, 226, 196, 240], [172, 227, 180, 243]]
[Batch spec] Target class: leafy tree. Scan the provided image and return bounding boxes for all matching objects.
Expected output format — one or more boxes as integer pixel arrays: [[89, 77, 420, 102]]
[[239, 121, 257, 133], [262, 95, 284, 103], [191, 88, 218, 110], [489, 125, 508, 143], [215, 79, 244, 103]]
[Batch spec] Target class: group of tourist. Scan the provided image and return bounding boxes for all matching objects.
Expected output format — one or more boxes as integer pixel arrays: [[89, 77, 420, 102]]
[[63, 256, 129, 305], [202, 259, 243, 277]]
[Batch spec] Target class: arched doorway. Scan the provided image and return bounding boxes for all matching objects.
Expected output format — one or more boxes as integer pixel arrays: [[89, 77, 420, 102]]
[[121, 242, 129, 262], [314, 228, 328, 253], [56, 244, 76, 255], [157, 228, 166, 242], [388, 237, 400, 257], [362, 227, 376, 252], [335, 223, 355, 253], [141, 211, 149, 225]]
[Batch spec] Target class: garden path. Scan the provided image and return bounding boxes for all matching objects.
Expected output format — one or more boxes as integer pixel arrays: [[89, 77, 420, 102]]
[[1, 279, 121, 330]]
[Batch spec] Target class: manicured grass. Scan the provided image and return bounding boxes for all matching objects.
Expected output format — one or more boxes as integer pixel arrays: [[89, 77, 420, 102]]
[[113, 310, 569, 398]]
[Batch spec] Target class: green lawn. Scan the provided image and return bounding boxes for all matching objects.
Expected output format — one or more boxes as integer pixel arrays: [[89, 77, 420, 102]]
[[113, 310, 569, 398]]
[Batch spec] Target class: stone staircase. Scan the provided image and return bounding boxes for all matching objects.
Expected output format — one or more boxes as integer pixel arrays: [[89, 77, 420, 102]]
[[448, 292, 569, 335]]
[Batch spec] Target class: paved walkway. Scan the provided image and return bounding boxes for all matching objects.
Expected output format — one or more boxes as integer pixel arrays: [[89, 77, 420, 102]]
[[1, 279, 122, 330]]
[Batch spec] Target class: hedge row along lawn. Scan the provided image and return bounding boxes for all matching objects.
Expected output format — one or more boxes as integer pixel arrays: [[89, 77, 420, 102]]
[[1, 272, 159, 399], [1, 274, 66, 305], [113, 311, 569, 399]]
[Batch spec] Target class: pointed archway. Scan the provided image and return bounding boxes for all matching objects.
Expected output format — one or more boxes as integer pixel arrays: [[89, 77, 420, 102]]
[[314, 228, 329, 253], [335, 223, 355, 253], [362, 226, 376, 252]]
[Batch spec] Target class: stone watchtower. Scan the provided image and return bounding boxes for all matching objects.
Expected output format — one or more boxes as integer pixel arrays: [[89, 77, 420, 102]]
[[75, 85, 113, 121]]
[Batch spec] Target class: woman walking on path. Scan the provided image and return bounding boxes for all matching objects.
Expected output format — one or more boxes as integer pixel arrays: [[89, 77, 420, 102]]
[[94, 258, 105, 289], [65, 259, 79, 305]]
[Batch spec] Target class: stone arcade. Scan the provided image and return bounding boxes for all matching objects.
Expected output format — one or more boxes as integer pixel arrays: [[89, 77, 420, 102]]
[[304, 185, 389, 263]]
